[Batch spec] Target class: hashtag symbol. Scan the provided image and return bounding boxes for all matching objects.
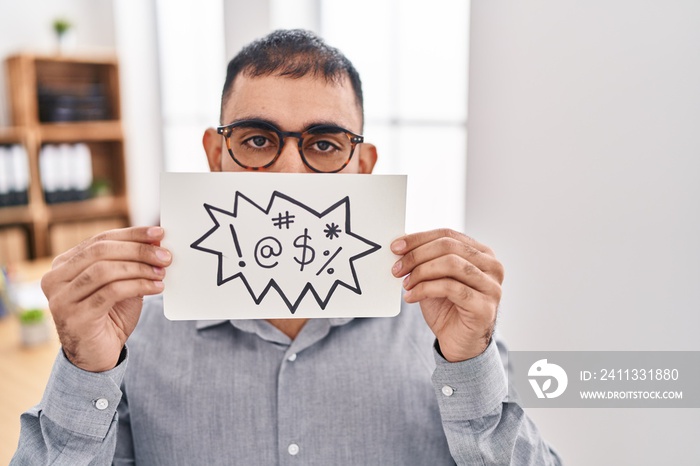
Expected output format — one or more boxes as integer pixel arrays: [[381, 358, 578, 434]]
[[272, 211, 296, 229]]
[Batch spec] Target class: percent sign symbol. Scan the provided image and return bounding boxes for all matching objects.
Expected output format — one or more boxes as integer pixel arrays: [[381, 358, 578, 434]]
[[316, 247, 343, 276]]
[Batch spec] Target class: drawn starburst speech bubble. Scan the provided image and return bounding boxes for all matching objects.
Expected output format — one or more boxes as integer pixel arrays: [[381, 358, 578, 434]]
[[190, 191, 381, 313]]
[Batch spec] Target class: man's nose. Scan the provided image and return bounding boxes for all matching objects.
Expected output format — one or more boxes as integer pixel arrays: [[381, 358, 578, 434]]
[[270, 138, 310, 173]]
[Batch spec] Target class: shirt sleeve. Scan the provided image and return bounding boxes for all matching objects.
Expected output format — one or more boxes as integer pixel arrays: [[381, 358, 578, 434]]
[[11, 347, 131, 466], [432, 337, 563, 465]]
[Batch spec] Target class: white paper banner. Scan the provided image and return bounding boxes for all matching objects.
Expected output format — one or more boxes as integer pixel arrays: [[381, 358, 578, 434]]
[[161, 173, 406, 320]]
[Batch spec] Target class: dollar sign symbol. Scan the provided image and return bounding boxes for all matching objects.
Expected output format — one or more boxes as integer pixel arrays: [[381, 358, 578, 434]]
[[293, 228, 315, 271]]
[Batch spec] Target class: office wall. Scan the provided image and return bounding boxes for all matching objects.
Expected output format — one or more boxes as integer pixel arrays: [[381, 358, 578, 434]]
[[113, 0, 164, 226], [467, 2, 700, 464]]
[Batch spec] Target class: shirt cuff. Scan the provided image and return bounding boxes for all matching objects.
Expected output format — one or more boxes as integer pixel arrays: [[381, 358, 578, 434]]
[[41, 346, 129, 439], [431, 338, 507, 421]]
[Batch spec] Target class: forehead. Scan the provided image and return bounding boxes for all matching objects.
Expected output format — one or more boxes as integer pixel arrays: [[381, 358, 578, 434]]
[[223, 73, 362, 133]]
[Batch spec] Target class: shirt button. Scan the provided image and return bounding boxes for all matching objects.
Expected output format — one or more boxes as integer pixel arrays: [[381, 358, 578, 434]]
[[94, 398, 109, 410], [287, 353, 297, 362], [288, 443, 300, 456], [441, 385, 454, 397]]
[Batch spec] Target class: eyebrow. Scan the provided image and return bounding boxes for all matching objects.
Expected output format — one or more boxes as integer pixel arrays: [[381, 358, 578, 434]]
[[227, 116, 351, 132]]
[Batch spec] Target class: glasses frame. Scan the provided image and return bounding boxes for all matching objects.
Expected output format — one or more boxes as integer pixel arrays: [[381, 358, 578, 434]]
[[216, 119, 364, 173]]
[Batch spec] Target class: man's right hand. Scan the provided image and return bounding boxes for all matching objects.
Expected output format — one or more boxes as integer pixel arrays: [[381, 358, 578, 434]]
[[41, 226, 172, 373]]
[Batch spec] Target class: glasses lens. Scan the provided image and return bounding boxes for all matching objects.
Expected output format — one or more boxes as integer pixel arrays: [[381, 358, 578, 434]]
[[302, 128, 353, 172], [229, 123, 280, 168]]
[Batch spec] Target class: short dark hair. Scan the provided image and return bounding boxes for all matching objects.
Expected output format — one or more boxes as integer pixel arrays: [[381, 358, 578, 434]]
[[220, 29, 364, 125]]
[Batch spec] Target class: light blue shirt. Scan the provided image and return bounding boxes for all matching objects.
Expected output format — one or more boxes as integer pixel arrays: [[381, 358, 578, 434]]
[[13, 296, 561, 465]]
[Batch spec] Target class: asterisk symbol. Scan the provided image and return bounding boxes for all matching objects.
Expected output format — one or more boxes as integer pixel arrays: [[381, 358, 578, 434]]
[[324, 222, 342, 239]]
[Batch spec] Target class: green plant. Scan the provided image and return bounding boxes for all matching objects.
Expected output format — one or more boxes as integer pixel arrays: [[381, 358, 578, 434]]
[[53, 19, 72, 36], [90, 178, 113, 197], [19, 308, 45, 325]]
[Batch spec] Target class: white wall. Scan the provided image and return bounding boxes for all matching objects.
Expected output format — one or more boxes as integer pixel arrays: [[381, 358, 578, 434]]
[[321, 0, 470, 234], [113, 0, 164, 226], [156, 0, 286, 174], [467, 2, 700, 464], [154, 0, 225, 174]]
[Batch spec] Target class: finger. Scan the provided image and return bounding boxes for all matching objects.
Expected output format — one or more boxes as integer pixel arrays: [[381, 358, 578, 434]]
[[52, 226, 165, 269], [48, 275, 163, 324], [402, 254, 501, 298], [51, 240, 172, 285], [391, 229, 496, 257], [67, 260, 166, 303], [79, 278, 165, 318], [392, 236, 504, 284], [403, 278, 495, 316]]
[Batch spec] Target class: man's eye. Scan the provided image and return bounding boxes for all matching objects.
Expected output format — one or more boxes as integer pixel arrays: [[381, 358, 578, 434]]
[[251, 136, 268, 147], [310, 140, 341, 153], [242, 135, 272, 149], [316, 141, 332, 151]]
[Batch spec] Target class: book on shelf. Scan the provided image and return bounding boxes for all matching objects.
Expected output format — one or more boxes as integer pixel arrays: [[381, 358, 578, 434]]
[[0, 144, 30, 208], [39, 143, 93, 204]]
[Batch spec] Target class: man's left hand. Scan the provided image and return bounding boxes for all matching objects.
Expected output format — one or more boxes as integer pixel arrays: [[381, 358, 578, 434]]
[[391, 229, 505, 362]]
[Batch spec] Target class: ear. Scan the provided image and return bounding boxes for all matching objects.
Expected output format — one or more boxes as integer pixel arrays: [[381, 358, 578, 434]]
[[203, 127, 223, 172], [357, 143, 378, 174]]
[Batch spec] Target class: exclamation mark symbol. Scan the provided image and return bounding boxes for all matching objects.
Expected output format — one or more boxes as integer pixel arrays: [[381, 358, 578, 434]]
[[229, 224, 246, 267]]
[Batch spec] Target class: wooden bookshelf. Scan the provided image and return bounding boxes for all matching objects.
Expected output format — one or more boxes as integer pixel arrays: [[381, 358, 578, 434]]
[[1, 54, 130, 261]]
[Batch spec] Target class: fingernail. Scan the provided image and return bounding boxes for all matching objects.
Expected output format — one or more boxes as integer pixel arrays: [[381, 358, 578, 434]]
[[391, 240, 406, 253], [403, 275, 410, 289], [153, 280, 164, 290], [403, 289, 413, 300], [392, 260, 402, 275], [153, 266, 165, 275], [148, 226, 164, 238], [156, 248, 171, 261]]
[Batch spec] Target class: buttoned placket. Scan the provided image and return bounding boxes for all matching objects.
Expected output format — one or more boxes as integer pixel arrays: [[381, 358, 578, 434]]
[[274, 318, 351, 464], [221, 317, 352, 464]]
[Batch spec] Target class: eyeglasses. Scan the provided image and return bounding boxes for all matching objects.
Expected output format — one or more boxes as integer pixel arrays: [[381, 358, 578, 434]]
[[217, 119, 364, 173]]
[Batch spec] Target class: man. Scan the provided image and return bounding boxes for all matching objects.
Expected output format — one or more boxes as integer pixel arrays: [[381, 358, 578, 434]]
[[13, 30, 561, 465]]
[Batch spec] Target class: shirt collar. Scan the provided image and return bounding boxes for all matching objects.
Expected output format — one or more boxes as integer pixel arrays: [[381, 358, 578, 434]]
[[196, 317, 354, 353], [195, 317, 354, 331], [196, 320, 228, 330]]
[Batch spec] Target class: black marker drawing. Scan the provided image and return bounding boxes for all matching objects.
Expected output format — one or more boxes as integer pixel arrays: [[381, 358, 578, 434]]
[[190, 191, 381, 313], [272, 211, 295, 229], [316, 247, 342, 276], [324, 222, 342, 239], [254, 236, 282, 269]]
